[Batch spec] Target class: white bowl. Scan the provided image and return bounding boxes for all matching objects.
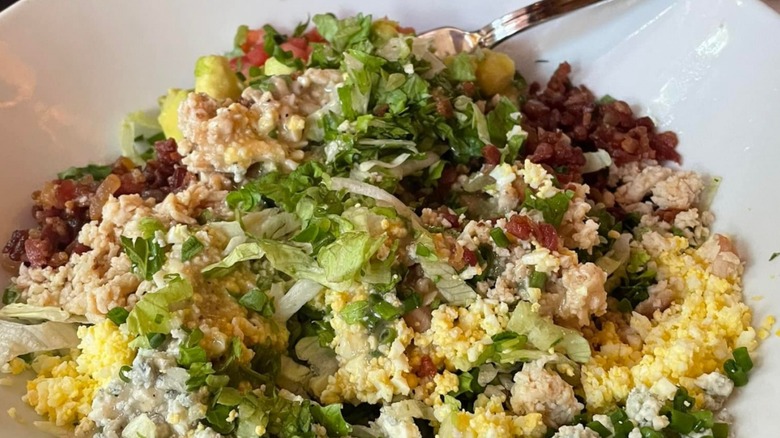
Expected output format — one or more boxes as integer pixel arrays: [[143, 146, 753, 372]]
[[0, 0, 778, 435]]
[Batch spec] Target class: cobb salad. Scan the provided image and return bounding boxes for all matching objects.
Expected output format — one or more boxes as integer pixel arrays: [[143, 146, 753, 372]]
[[0, 13, 759, 438]]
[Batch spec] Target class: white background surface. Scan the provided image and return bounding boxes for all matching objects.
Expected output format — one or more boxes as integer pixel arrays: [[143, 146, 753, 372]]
[[0, 0, 779, 436]]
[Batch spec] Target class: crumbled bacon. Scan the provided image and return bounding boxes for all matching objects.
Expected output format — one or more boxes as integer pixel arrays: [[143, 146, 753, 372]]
[[535, 223, 560, 252], [416, 354, 438, 378], [522, 62, 680, 175], [482, 145, 501, 166], [438, 206, 460, 229], [2, 139, 195, 270], [434, 94, 454, 119], [463, 248, 478, 266], [505, 215, 559, 251], [656, 208, 683, 223], [506, 215, 536, 241], [2, 230, 28, 263]]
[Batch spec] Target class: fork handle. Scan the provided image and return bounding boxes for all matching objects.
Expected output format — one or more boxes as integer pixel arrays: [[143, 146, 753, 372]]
[[478, 0, 612, 48]]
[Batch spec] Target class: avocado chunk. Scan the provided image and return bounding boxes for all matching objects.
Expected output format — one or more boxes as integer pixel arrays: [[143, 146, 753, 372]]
[[264, 57, 297, 76], [194, 55, 242, 100], [157, 88, 189, 142]]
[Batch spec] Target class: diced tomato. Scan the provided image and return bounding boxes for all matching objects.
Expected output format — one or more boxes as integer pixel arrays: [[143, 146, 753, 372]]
[[284, 36, 309, 50], [245, 45, 270, 66], [304, 29, 325, 43], [232, 25, 325, 73], [242, 29, 266, 52], [280, 41, 310, 60]]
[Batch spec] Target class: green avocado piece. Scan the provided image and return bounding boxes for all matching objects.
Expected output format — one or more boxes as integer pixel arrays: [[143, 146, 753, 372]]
[[194, 55, 242, 100], [263, 57, 297, 76], [157, 88, 189, 142]]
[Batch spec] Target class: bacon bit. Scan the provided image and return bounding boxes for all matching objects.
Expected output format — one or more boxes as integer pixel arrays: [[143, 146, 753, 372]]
[[416, 355, 438, 378], [434, 95, 454, 119], [373, 104, 389, 117], [2, 230, 28, 262], [68, 242, 91, 255], [505, 215, 559, 251], [459, 81, 477, 98], [438, 206, 460, 229], [439, 165, 458, 188], [482, 145, 501, 165], [656, 208, 683, 223], [506, 215, 537, 241], [535, 223, 559, 251], [24, 238, 52, 268], [463, 248, 478, 266], [154, 138, 182, 165], [3, 138, 195, 270]]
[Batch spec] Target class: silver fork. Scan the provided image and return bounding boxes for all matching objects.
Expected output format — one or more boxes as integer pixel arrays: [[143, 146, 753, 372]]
[[420, 0, 612, 58]]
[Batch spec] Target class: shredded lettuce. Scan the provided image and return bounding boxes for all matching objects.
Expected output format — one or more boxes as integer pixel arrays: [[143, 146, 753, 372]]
[[582, 149, 613, 174], [126, 276, 193, 337], [0, 304, 88, 323], [311, 404, 352, 437], [414, 234, 477, 306], [208, 221, 247, 255], [295, 336, 338, 376], [318, 231, 385, 283], [486, 96, 528, 164], [275, 280, 324, 322], [0, 320, 79, 365], [313, 13, 372, 52], [235, 391, 317, 438], [506, 301, 591, 363], [257, 241, 323, 281], [447, 53, 476, 82], [119, 110, 162, 165], [475, 331, 545, 365], [596, 233, 631, 275], [277, 355, 311, 393], [330, 177, 423, 228], [699, 175, 722, 211], [451, 95, 491, 159], [521, 189, 574, 228], [202, 242, 266, 278], [486, 96, 520, 148], [243, 209, 301, 240]]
